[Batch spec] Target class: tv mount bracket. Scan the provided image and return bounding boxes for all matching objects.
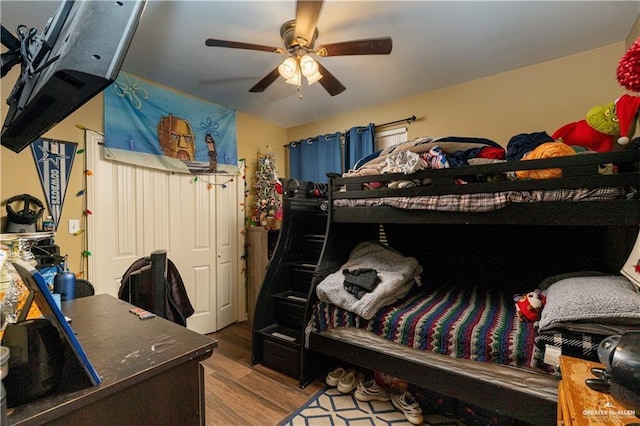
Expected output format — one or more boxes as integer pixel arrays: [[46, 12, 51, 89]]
[[1, 0, 73, 79]]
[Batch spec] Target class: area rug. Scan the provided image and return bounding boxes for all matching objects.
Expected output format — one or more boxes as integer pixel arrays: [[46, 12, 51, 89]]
[[278, 386, 413, 425]]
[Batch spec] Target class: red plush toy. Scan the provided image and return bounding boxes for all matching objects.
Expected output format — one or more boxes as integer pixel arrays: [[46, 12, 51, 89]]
[[552, 95, 640, 151], [514, 290, 546, 322], [552, 120, 614, 153]]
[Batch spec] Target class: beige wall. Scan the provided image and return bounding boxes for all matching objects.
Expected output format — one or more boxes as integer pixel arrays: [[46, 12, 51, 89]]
[[287, 42, 629, 149], [628, 14, 640, 46], [0, 69, 286, 275], [0, 40, 636, 275], [237, 112, 287, 225]]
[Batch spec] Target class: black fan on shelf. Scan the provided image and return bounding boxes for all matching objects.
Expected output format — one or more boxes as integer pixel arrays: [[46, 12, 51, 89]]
[[205, 0, 392, 96]]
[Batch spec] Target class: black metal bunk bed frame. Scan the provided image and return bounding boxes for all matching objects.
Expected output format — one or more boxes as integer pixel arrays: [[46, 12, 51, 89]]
[[300, 148, 640, 425]]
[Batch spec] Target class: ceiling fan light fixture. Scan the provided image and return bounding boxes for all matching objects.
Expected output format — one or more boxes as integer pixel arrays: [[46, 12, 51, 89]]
[[285, 69, 302, 86], [300, 54, 318, 75], [305, 69, 323, 85], [299, 54, 322, 85], [278, 57, 298, 80]]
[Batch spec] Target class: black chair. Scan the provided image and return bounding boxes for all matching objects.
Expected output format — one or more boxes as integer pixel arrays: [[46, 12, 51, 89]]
[[74, 278, 95, 298], [118, 250, 194, 326]]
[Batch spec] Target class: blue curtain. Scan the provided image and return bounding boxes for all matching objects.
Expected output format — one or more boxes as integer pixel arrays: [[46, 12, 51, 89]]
[[289, 132, 341, 183], [344, 123, 375, 171]]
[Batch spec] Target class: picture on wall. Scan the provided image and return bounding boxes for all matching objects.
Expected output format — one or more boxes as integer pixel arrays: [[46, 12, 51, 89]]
[[104, 71, 237, 174]]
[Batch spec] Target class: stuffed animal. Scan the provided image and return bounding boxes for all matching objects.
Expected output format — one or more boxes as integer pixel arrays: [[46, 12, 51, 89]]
[[514, 289, 546, 322], [552, 95, 640, 151], [552, 120, 614, 152]]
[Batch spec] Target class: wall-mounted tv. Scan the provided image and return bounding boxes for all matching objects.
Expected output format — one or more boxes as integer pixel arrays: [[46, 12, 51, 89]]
[[1, 0, 147, 153]]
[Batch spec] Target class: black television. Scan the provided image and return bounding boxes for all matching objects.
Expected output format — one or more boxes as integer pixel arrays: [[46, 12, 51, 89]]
[[0, 0, 147, 153]]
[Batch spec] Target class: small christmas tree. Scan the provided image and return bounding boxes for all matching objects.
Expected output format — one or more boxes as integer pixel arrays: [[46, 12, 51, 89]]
[[253, 146, 282, 230]]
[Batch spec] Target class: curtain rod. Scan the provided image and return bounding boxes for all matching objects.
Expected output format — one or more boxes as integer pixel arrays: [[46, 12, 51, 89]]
[[284, 115, 417, 148], [375, 115, 416, 129]]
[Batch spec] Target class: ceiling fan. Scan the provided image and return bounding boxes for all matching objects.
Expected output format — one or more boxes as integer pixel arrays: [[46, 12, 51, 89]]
[[204, 0, 392, 96]]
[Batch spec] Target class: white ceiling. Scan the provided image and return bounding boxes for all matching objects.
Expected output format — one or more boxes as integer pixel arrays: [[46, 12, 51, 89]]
[[2, 1, 639, 129]]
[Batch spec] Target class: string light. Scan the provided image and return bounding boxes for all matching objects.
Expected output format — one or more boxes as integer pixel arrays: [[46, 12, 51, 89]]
[[77, 125, 94, 278], [76, 124, 105, 135], [192, 175, 235, 189], [192, 159, 246, 189]]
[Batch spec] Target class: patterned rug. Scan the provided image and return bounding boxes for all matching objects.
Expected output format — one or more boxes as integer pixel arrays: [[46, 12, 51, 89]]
[[279, 386, 419, 426]]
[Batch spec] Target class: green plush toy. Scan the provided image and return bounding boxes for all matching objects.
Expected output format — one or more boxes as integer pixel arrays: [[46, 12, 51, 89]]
[[586, 101, 620, 136]]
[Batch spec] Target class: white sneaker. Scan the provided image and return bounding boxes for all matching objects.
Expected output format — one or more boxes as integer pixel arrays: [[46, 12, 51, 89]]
[[354, 379, 391, 402], [337, 370, 362, 394], [391, 391, 424, 425], [325, 367, 348, 387]]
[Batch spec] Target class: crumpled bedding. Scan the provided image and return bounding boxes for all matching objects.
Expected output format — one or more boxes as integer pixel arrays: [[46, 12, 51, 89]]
[[345, 136, 597, 187], [345, 136, 503, 178], [316, 242, 423, 320]]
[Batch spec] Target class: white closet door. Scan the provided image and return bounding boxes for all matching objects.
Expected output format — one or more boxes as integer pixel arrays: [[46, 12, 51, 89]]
[[86, 131, 239, 334], [177, 172, 219, 334], [214, 173, 237, 330]]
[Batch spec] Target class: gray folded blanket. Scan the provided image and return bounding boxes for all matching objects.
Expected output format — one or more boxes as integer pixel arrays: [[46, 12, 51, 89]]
[[316, 242, 422, 320]]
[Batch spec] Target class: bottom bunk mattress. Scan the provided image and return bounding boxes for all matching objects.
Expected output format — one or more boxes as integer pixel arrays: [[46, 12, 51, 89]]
[[310, 284, 540, 368]]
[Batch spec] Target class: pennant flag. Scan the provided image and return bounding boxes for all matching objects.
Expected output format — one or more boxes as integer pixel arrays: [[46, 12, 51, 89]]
[[31, 139, 77, 230]]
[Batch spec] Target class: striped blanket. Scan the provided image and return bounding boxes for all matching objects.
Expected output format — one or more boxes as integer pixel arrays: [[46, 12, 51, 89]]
[[312, 285, 538, 368]]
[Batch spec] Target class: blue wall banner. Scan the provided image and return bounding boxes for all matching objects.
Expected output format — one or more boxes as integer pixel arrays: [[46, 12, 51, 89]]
[[31, 139, 77, 230], [104, 71, 237, 174]]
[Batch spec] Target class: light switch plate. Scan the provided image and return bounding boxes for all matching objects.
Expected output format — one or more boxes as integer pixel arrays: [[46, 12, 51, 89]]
[[68, 219, 80, 234]]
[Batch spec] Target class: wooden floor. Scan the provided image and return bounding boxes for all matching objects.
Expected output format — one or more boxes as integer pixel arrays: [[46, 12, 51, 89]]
[[202, 321, 324, 425]]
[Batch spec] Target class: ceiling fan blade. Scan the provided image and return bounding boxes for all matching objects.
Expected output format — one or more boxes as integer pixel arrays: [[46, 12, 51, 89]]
[[205, 38, 281, 53], [249, 67, 281, 93], [316, 37, 393, 56], [316, 62, 345, 96], [293, 0, 324, 47]]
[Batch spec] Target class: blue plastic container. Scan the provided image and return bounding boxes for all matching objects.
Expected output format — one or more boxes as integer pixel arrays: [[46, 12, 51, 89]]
[[54, 271, 76, 301]]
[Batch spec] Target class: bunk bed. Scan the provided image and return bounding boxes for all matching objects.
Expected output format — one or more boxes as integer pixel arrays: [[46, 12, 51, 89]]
[[300, 137, 640, 425]]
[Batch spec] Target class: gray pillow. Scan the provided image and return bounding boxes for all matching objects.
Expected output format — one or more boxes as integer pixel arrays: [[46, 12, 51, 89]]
[[537, 271, 608, 291], [539, 276, 640, 332]]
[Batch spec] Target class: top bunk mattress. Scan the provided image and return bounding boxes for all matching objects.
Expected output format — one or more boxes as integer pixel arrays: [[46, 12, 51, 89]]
[[333, 187, 625, 212]]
